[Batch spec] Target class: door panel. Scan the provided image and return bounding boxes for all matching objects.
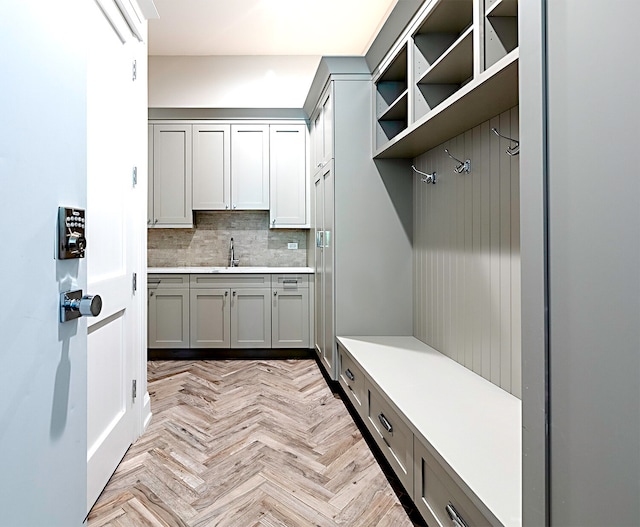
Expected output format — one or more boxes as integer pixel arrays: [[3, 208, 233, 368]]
[[314, 174, 324, 357], [231, 125, 269, 209], [231, 289, 271, 348], [193, 124, 231, 210], [322, 166, 335, 377], [190, 289, 230, 348], [86, 0, 145, 513]]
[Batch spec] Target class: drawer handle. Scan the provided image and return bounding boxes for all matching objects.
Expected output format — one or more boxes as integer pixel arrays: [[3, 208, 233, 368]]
[[282, 279, 298, 284], [378, 413, 393, 434], [148, 280, 161, 285], [445, 503, 468, 527], [345, 368, 355, 381]]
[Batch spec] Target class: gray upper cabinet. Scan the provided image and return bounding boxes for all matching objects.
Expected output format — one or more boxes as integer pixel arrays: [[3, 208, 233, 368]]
[[192, 124, 231, 210], [150, 119, 308, 223], [269, 124, 308, 228], [310, 86, 333, 174], [150, 124, 193, 227], [231, 124, 270, 210]]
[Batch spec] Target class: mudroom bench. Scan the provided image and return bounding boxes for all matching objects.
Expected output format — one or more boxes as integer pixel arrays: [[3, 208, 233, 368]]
[[336, 336, 521, 527]]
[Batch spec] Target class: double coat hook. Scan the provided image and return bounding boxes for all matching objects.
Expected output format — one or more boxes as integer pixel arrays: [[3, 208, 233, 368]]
[[444, 149, 471, 174], [491, 127, 520, 156], [412, 165, 437, 184]]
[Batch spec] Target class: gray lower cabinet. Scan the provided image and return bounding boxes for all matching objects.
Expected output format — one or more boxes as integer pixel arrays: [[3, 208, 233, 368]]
[[190, 274, 272, 349], [150, 272, 311, 350], [190, 288, 230, 348], [271, 275, 309, 348], [148, 274, 190, 348], [230, 288, 271, 348]]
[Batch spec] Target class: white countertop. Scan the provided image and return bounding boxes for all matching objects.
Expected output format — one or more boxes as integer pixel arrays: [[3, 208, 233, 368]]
[[148, 266, 314, 274], [337, 336, 522, 527]]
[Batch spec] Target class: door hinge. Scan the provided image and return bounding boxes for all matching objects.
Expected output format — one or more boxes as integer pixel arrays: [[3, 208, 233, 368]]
[[132, 379, 137, 402], [132, 166, 137, 187], [132, 272, 137, 294], [132, 60, 137, 81]]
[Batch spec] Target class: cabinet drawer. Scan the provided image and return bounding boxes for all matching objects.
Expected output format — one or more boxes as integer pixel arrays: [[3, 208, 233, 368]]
[[191, 273, 270, 289], [366, 380, 413, 494], [414, 439, 491, 527], [337, 344, 366, 416], [148, 274, 189, 289], [271, 274, 309, 289]]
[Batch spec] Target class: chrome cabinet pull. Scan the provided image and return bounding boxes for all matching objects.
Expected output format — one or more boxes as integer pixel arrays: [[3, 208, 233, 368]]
[[378, 413, 393, 434], [445, 503, 468, 527], [345, 368, 355, 381]]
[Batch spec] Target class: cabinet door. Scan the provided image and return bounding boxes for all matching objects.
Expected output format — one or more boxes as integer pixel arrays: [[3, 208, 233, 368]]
[[321, 164, 335, 377], [269, 124, 308, 227], [152, 124, 193, 226], [314, 163, 335, 378], [148, 124, 154, 226], [314, 173, 324, 358], [320, 86, 333, 164], [231, 288, 271, 348], [272, 288, 309, 348], [231, 124, 269, 210], [190, 288, 231, 348], [192, 124, 231, 210], [148, 288, 189, 348]]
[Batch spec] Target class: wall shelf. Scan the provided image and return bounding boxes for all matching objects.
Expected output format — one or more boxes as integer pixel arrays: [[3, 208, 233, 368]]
[[486, 0, 518, 17], [374, 49, 519, 159], [373, 0, 519, 158]]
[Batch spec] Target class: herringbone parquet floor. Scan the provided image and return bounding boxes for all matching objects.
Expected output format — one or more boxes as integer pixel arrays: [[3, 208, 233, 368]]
[[87, 359, 423, 527]]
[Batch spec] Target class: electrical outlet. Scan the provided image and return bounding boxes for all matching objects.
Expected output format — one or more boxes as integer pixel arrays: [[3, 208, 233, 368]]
[[287, 242, 298, 250]]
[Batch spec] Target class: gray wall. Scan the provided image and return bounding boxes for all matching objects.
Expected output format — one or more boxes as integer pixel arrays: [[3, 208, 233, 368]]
[[412, 108, 521, 397], [148, 211, 308, 268], [545, 1, 640, 525]]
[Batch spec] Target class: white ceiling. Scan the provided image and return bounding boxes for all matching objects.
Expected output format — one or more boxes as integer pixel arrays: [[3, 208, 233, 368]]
[[148, 0, 398, 56]]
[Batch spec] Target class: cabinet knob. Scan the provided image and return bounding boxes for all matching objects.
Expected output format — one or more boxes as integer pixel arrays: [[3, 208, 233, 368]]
[[233, 291, 236, 296], [233, 205, 237, 210], [272, 219, 276, 225], [274, 291, 277, 296], [225, 204, 229, 210], [225, 291, 228, 296]]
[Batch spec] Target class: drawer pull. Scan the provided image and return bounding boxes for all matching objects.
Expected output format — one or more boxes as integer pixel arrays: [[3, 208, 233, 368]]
[[345, 368, 355, 381], [445, 503, 468, 527], [282, 279, 298, 284], [378, 413, 393, 434], [148, 280, 161, 285]]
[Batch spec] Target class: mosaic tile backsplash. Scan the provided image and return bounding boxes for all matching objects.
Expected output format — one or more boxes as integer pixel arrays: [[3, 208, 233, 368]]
[[147, 211, 309, 268]]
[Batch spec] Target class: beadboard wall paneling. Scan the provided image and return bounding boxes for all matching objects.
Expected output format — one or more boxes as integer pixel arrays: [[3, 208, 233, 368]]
[[148, 211, 308, 268], [413, 107, 521, 397]]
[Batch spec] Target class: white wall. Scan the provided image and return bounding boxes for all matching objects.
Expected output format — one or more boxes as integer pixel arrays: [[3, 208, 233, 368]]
[[149, 55, 321, 108], [0, 2, 89, 525]]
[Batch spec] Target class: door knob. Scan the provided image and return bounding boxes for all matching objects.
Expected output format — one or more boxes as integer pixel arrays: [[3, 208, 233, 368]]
[[60, 289, 102, 322]]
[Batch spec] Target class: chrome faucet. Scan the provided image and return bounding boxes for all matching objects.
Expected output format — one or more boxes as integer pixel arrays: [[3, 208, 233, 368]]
[[229, 237, 239, 267]]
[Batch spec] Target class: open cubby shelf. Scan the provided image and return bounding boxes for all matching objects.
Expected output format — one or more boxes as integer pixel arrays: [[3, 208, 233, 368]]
[[374, 0, 519, 156]]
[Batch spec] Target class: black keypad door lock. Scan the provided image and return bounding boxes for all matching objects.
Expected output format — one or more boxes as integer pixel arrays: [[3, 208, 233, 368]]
[[58, 207, 86, 259]]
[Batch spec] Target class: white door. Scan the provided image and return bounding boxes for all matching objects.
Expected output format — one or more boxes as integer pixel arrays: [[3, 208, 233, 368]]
[[86, 0, 148, 512], [0, 2, 90, 524]]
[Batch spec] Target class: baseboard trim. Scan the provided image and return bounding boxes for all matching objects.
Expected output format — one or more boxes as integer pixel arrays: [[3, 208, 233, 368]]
[[147, 348, 315, 360]]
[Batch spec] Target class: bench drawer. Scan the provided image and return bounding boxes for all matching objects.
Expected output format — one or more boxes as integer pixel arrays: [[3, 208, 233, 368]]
[[338, 344, 366, 416], [366, 380, 413, 495], [414, 439, 491, 527]]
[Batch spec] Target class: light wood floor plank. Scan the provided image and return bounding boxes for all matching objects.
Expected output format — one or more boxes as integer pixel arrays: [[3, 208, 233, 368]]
[[88, 359, 423, 526]]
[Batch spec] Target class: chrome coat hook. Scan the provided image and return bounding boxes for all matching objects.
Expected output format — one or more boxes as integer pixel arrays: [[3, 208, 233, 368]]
[[444, 149, 471, 174], [412, 165, 437, 184], [491, 127, 520, 156]]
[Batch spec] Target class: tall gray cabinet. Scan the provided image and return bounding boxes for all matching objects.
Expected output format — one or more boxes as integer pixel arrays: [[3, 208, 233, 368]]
[[305, 57, 414, 381]]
